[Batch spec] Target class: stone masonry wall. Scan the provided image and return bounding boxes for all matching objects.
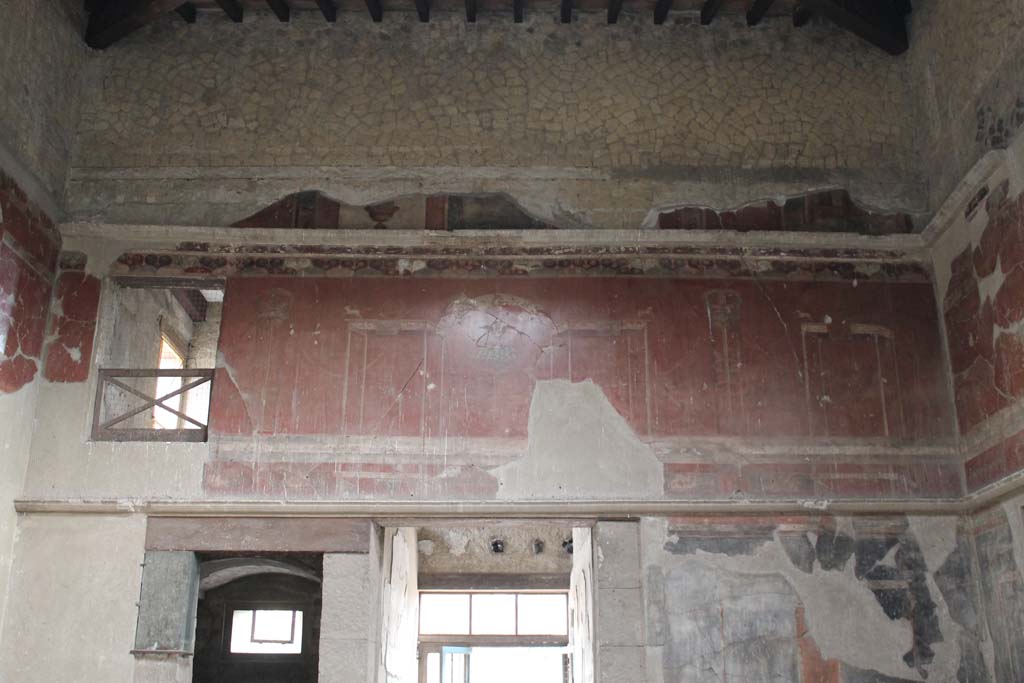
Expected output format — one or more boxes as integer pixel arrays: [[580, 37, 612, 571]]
[[0, 0, 88, 206], [67, 12, 924, 228], [909, 0, 1024, 214]]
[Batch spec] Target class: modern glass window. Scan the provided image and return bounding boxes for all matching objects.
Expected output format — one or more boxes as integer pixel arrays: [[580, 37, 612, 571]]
[[419, 592, 568, 637], [229, 609, 304, 654]]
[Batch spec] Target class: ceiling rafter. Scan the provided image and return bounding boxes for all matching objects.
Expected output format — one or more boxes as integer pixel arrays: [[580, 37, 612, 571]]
[[214, 0, 244, 21], [175, 2, 197, 22], [315, 0, 337, 21], [797, 0, 909, 54], [653, 0, 673, 24], [266, 0, 290, 21], [85, 0, 187, 48], [82, 0, 911, 55]]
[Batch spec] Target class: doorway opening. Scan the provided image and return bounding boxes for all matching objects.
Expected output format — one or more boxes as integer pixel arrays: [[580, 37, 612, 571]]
[[417, 591, 569, 683]]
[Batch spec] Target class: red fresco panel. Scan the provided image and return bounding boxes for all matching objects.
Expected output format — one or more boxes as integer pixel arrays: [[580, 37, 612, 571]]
[[0, 244, 51, 392], [208, 276, 952, 443]]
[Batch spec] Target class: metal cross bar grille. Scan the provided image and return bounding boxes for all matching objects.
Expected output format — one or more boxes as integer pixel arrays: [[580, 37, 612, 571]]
[[92, 368, 215, 442]]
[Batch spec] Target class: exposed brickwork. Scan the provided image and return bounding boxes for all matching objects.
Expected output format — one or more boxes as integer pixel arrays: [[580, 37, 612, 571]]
[[0, 173, 61, 393], [657, 189, 914, 235], [231, 190, 558, 231]]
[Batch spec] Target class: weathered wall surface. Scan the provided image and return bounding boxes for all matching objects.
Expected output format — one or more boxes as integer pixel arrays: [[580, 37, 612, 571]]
[[909, 0, 1024, 213], [194, 273, 955, 501], [930, 131, 1024, 495], [0, 172, 62, 647], [969, 496, 1024, 682], [67, 13, 924, 228], [0, 0, 88, 209], [639, 513, 991, 682], [0, 513, 146, 683]]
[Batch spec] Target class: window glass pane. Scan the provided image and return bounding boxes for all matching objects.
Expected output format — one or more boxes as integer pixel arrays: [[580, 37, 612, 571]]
[[153, 337, 185, 430], [468, 647, 565, 683], [516, 594, 568, 635], [252, 609, 297, 642], [420, 594, 470, 634], [426, 652, 441, 683], [230, 609, 303, 654], [470, 594, 516, 635]]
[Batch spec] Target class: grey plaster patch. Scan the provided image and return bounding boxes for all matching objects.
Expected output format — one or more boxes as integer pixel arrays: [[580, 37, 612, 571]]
[[494, 379, 663, 499]]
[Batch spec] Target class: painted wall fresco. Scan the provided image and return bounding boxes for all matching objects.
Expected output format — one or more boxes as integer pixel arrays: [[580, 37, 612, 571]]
[[0, 173, 60, 392], [205, 275, 955, 500], [944, 180, 1024, 434]]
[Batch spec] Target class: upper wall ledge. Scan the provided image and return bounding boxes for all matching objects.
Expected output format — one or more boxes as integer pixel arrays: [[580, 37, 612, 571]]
[[59, 222, 928, 259]]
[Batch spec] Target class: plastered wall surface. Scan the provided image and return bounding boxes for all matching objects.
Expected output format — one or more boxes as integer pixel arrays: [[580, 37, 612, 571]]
[[0, 513, 147, 683], [0, 0, 87, 206], [638, 513, 991, 683], [66, 12, 925, 228], [930, 130, 1024, 493], [194, 274, 954, 502], [909, 0, 1024, 214]]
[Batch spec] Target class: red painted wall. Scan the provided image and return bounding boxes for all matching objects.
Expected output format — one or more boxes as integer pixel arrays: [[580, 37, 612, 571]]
[[210, 275, 951, 443], [0, 173, 60, 392]]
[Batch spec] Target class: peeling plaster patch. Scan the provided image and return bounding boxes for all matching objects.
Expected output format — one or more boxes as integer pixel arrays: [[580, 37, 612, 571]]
[[1000, 496, 1024, 578], [417, 540, 435, 557], [730, 541, 916, 678], [444, 530, 471, 557], [907, 517, 958, 576], [493, 379, 663, 499]]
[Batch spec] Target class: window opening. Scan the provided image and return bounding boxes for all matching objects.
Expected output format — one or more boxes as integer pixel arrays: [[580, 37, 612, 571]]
[[152, 335, 185, 430], [229, 608, 304, 654], [418, 592, 569, 683]]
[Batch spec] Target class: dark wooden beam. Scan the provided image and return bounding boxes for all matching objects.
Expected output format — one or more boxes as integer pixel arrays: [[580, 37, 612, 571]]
[[315, 0, 337, 21], [607, 0, 622, 23], [466, 0, 477, 21], [85, 0, 185, 49], [801, 0, 909, 54], [792, 3, 812, 26], [214, 0, 243, 21], [560, 0, 572, 23], [700, 0, 724, 24], [175, 2, 197, 22], [746, 0, 776, 25], [415, 0, 430, 21], [513, 0, 524, 22], [266, 0, 290, 21], [653, 0, 673, 24], [365, 0, 383, 21]]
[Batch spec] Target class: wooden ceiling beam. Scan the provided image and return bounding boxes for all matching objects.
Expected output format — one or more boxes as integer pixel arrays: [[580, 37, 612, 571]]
[[800, 0, 909, 54], [175, 2, 197, 22], [606, 0, 622, 23], [560, 0, 572, 23], [214, 0, 244, 21], [700, 0, 724, 24], [653, 0, 673, 24], [792, 3, 812, 26], [315, 0, 337, 21], [513, 0, 524, 22], [415, 0, 430, 21], [365, 0, 383, 21], [746, 0, 776, 25], [466, 0, 477, 22], [85, 0, 186, 49], [266, 0, 290, 21]]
